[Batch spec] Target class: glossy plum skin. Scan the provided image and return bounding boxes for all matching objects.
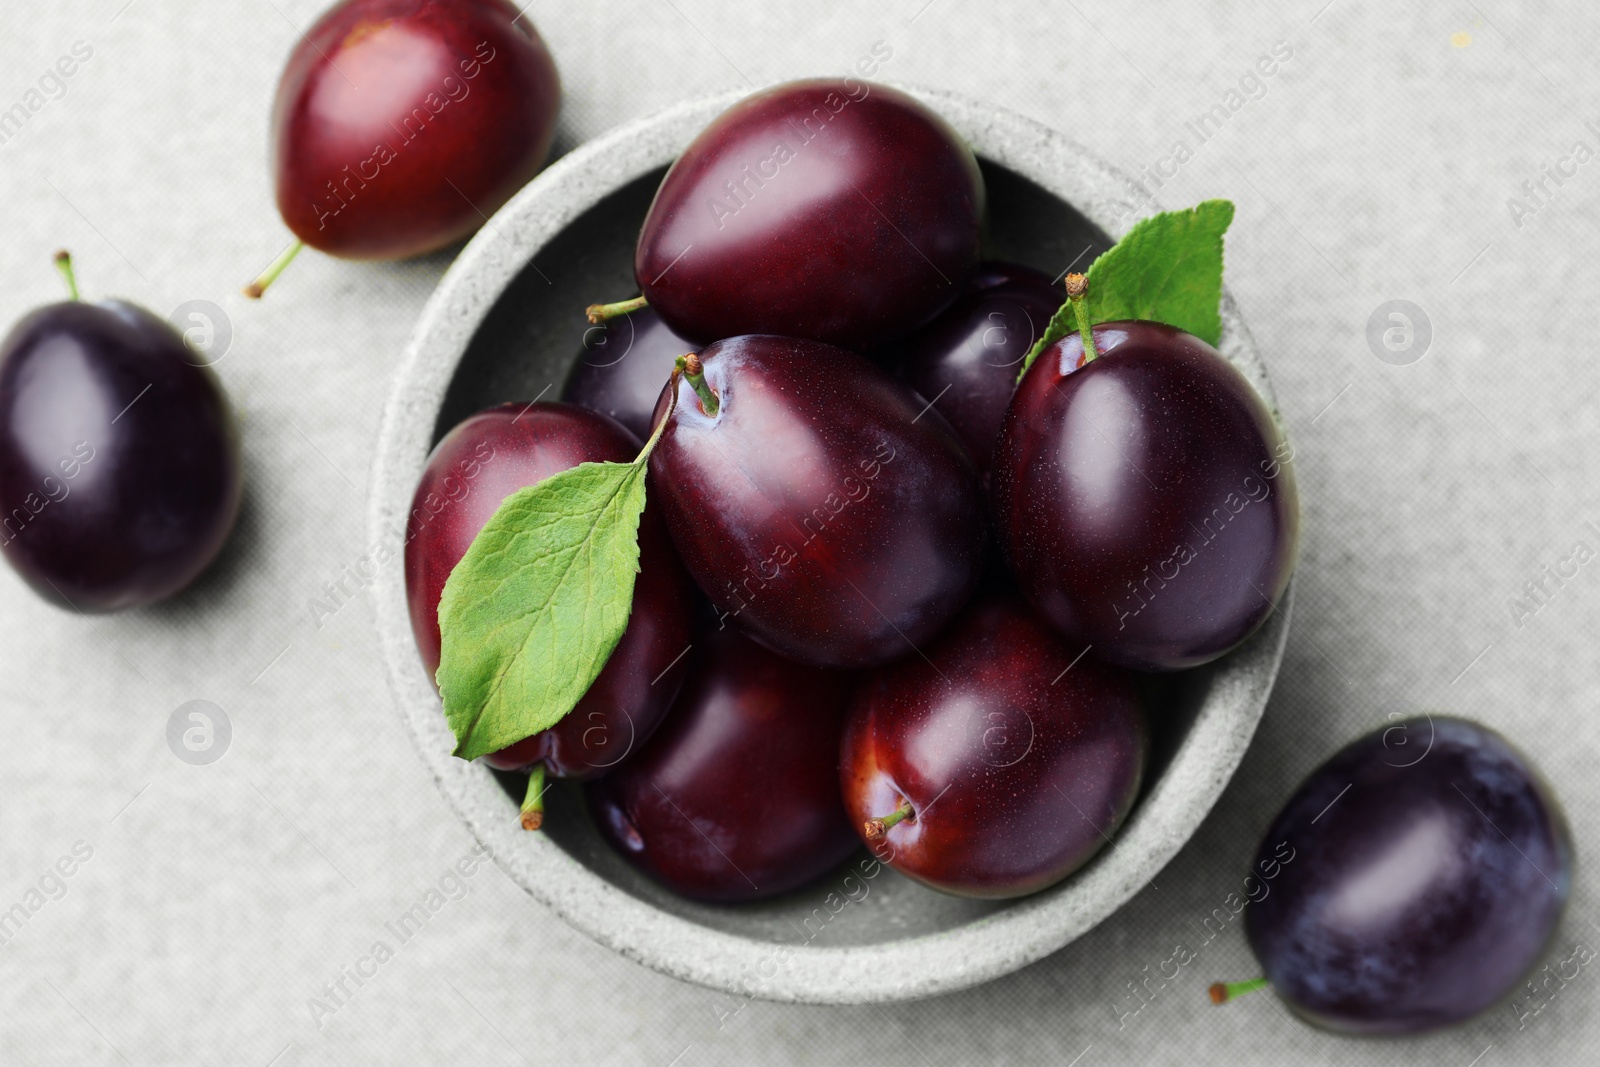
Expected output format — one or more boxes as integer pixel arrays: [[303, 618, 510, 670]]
[[0, 301, 241, 611], [647, 335, 984, 669], [271, 0, 560, 259], [1246, 717, 1571, 1035], [559, 302, 696, 441], [992, 322, 1299, 672], [586, 627, 858, 903], [403, 403, 695, 779], [840, 596, 1146, 898], [893, 261, 1062, 478], [636, 79, 984, 351]]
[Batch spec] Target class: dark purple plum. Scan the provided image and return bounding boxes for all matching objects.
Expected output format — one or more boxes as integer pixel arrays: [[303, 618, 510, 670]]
[[992, 322, 1299, 671], [586, 627, 858, 902], [0, 270, 241, 611], [268, 0, 560, 262], [893, 261, 1061, 478], [647, 335, 984, 669], [560, 301, 696, 441], [631, 79, 984, 351], [1237, 716, 1571, 1034], [840, 595, 1146, 898], [403, 402, 695, 780]]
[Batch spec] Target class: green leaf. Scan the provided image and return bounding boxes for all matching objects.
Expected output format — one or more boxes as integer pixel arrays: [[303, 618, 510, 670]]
[[1085, 199, 1233, 344], [436, 459, 648, 761], [1019, 199, 1235, 378]]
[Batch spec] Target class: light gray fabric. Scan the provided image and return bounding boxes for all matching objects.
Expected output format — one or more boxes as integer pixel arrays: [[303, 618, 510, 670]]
[[0, 1, 1594, 1063]]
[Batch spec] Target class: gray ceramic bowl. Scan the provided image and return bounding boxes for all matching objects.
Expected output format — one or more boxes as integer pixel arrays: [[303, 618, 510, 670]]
[[368, 85, 1292, 1005]]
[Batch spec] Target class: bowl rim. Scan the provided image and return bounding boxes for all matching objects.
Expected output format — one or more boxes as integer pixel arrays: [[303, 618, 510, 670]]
[[367, 83, 1293, 1005]]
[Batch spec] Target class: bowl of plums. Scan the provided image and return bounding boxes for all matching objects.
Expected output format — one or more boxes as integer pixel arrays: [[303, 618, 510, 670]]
[[372, 74, 1571, 1017], [368, 75, 1311, 1003]]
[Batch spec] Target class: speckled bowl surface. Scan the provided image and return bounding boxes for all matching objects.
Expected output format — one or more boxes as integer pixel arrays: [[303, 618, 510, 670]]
[[368, 85, 1292, 1005]]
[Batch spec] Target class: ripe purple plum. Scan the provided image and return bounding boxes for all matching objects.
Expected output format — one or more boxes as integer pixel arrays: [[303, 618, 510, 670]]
[[840, 596, 1146, 898], [587, 627, 858, 902], [1233, 716, 1571, 1034], [0, 256, 241, 611], [893, 261, 1061, 478], [560, 301, 696, 441], [630, 79, 983, 350], [404, 402, 694, 779], [267, 0, 560, 264], [993, 321, 1298, 671], [646, 335, 984, 669]]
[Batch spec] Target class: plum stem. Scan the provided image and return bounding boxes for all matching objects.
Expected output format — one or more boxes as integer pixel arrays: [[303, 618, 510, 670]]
[[53, 250, 79, 301], [586, 295, 648, 324], [864, 799, 914, 840], [243, 240, 304, 299], [1065, 273, 1098, 363], [1208, 977, 1269, 1005], [520, 763, 547, 831], [674, 352, 720, 417], [633, 362, 683, 464]]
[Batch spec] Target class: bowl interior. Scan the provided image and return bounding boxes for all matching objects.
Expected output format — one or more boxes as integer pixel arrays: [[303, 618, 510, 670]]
[[431, 158, 1213, 945]]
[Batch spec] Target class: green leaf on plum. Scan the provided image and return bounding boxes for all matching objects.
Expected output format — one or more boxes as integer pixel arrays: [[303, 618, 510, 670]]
[[1020, 199, 1235, 378], [435, 459, 648, 761]]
